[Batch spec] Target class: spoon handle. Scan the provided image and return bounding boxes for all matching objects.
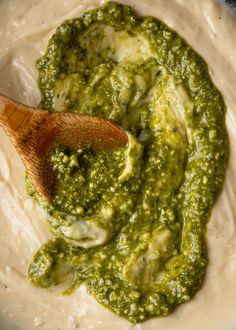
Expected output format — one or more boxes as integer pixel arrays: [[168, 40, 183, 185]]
[[0, 94, 35, 139]]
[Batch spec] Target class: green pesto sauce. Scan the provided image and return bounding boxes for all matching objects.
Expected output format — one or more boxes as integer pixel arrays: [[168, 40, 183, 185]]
[[27, 1, 228, 323]]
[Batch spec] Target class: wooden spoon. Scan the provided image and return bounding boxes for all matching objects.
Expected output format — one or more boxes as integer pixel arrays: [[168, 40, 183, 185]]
[[0, 94, 128, 200]]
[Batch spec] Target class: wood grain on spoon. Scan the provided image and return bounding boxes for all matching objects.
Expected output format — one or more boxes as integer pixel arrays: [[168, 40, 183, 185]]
[[0, 94, 128, 200]]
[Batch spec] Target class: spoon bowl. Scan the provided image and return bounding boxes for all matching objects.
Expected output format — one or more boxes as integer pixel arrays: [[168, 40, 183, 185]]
[[0, 94, 128, 199]]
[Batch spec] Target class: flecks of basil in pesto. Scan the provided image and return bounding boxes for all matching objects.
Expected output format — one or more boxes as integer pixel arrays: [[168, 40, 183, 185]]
[[27, 1, 228, 323]]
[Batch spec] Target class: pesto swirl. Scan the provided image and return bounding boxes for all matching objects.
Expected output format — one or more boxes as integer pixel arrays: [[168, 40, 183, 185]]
[[27, 1, 228, 323]]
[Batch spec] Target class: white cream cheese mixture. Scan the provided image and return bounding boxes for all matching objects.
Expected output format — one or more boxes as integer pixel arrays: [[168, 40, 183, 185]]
[[0, 0, 236, 329]]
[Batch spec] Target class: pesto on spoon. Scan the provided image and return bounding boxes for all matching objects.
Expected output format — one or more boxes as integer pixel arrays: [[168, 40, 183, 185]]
[[0, 93, 128, 199]]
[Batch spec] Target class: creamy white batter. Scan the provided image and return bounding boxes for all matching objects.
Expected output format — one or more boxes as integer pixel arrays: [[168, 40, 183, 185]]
[[0, 0, 236, 329]]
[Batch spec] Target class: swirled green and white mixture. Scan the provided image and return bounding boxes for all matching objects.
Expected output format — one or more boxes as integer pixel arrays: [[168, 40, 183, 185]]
[[27, 1, 228, 323]]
